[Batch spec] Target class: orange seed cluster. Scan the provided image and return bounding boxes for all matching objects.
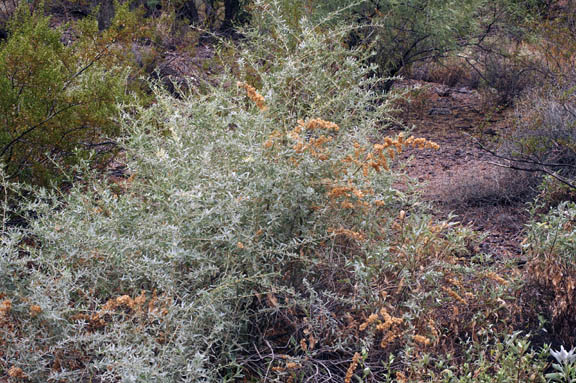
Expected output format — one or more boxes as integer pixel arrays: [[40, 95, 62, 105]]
[[442, 286, 467, 305], [0, 299, 11, 320], [358, 307, 404, 348], [302, 118, 340, 132], [237, 81, 267, 110], [484, 272, 509, 285], [344, 352, 361, 383], [263, 130, 283, 149], [377, 308, 404, 348], [412, 334, 431, 347], [359, 313, 379, 331], [286, 119, 341, 160], [71, 291, 169, 329], [29, 305, 42, 318], [328, 227, 365, 242], [344, 133, 440, 178], [8, 366, 26, 379], [326, 181, 376, 211]]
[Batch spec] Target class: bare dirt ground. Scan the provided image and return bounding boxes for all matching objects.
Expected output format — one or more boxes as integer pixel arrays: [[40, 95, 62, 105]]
[[394, 79, 535, 259]]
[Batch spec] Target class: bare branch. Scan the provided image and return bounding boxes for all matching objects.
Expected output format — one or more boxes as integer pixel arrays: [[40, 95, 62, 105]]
[[489, 161, 576, 189]]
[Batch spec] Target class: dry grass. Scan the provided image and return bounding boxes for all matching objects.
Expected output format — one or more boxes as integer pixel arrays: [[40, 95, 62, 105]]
[[410, 57, 481, 89], [432, 164, 539, 208]]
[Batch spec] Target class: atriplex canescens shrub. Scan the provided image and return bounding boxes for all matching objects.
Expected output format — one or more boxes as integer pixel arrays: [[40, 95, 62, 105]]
[[0, 2, 408, 380], [0, 1, 530, 382]]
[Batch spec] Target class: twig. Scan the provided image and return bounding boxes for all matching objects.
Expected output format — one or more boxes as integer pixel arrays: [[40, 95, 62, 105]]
[[470, 135, 576, 189], [489, 161, 576, 189], [0, 102, 87, 157]]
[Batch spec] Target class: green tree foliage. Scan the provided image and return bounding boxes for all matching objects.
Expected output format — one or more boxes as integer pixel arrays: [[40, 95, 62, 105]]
[[0, 3, 139, 184], [481, 14, 576, 191], [312, 0, 484, 91], [312, 0, 540, 93]]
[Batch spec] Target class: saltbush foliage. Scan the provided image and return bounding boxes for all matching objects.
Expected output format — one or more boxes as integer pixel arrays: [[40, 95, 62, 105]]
[[0, 1, 559, 382], [0, 2, 405, 380]]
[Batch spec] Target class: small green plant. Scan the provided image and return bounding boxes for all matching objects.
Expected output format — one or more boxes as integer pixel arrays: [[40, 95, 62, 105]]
[[547, 346, 576, 383], [432, 333, 548, 383]]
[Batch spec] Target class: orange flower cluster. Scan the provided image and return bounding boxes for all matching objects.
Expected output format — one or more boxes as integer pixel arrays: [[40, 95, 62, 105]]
[[271, 119, 439, 189], [344, 352, 361, 383], [442, 286, 467, 305], [70, 312, 107, 329], [326, 181, 375, 211], [71, 291, 169, 329], [29, 305, 42, 318], [301, 118, 340, 132], [301, 327, 317, 352], [8, 366, 26, 379], [359, 313, 379, 331], [396, 371, 408, 383], [358, 307, 404, 348], [101, 293, 148, 313], [327, 184, 369, 199], [0, 299, 11, 320], [412, 334, 431, 346], [271, 357, 303, 374], [0, 299, 13, 330], [237, 81, 267, 110], [263, 130, 283, 149], [428, 319, 439, 339], [484, 272, 509, 285], [377, 308, 404, 348], [344, 133, 440, 178], [328, 227, 365, 242], [447, 277, 464, 289], [286, 119, 341, 160], [263, 118, 441, 254], [326, 185, 353, 199]]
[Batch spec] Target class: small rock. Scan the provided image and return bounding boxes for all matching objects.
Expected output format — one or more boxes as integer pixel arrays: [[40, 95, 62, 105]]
[[434, 86, 451, 97], [456, 87, 473, 94], [429, 107, 452, 116]]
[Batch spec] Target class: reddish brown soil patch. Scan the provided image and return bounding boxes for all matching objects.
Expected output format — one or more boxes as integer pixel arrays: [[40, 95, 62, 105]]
[[394, 79, 535, 258]]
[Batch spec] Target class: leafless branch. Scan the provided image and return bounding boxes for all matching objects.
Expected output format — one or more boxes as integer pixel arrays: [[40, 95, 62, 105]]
[[488, 161, 576, 189]]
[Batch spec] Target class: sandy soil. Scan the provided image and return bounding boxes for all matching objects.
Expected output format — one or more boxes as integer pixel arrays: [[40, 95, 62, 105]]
[[393, 79, 536, 259]]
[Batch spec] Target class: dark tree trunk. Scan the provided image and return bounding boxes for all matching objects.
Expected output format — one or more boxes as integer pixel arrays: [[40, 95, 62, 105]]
[[382, 64, 401, 93], [97, 0, 115, 31], [203, 0, 216, 28], [220, 0, 240, 33], [178, 0, 199, 24]]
